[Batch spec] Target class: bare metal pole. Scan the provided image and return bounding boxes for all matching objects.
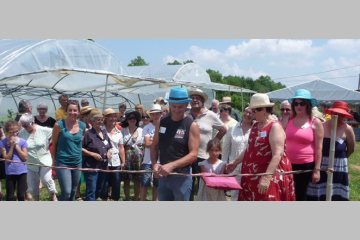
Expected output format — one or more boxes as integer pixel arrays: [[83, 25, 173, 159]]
[[102, 75, 109, 112], [326, 115, 338, 201], [7, 86, 19, 112], [47, 89, 56, 110], [90, 92, 97, 108], [241, 88, 243, 113]]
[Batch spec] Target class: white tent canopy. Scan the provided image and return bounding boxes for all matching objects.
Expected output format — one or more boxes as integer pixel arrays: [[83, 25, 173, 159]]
[[266, 79, 360, 105], [0, 39, 255, 118]]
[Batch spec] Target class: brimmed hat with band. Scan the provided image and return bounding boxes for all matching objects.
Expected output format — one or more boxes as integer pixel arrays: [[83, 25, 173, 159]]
[[89, 108, 103, 118], [125, 110, 141, 122], [165, 87, 192, 104], [248, 93, 274, 109], [324, 101, 353, 119], [80, 106, 93, 116], [103, 108, 120, 119], [288, 89, 317, 107], [188, 88, 208, 102], [149, 104, 162, 113], [220, 96, 233, 104]]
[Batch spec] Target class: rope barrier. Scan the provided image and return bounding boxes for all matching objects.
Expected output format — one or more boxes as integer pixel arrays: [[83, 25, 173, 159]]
[[0, 158, 334, 177]]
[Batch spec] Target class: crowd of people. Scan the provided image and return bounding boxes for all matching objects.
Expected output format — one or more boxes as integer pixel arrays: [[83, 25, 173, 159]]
[[0, 88, 357, 201]]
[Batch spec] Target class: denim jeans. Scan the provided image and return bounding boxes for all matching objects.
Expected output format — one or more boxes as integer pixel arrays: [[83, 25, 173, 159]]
[[98, 166, 121, 201], [56, 162, 82, 201], [157, 167, 192, 201], [84, 171, 103, 201], [141, 164, 159, 188]]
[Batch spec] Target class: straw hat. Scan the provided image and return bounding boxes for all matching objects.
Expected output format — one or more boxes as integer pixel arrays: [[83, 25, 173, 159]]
[[248, 93, 274, 109], [165, 88, 192, 104], [149, 104, 162, 113], [324, 101, 353, 119], [89, 108, 103, 118], [288, 89, 317, 107], [220, 96, 233, 104], [188, 88, 208, 102], [80, 106, 93, 116], [103, 108, 120, 119], [312, 107, 326, 122], [153, 97, 168, 105]]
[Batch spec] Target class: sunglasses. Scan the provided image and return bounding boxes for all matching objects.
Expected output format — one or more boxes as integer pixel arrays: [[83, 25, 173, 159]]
[[281, 108, 291, 112], [21, 122, 33, 128], [142, 116, 150, 119], [37, 108, 47, 111], [8, 130, 19, 134], [251, 108, 262, 114], [128, 116, 137, 121], [82, 102, 89, 105], [294, 102, 306, 107]]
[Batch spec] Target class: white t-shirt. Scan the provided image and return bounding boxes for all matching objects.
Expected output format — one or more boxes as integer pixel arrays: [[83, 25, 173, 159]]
[[102, 126, 124, 167], [142, 123, 159, 164]]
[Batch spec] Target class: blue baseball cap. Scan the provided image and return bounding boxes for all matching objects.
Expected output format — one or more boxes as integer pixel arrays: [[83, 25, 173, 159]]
[[165, 88, 192, 104], [288, 89, 317, 107]]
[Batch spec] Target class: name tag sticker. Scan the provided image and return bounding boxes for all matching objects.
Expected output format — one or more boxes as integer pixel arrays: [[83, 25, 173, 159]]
[[336, 138, 344, 144], [260, 131, 267, 138], [103, 140, 108, 145], [199, 124, 205, 129], [159, 127, 166, 134], [80, 136, 84, 141], [301, 123, 310, 129]]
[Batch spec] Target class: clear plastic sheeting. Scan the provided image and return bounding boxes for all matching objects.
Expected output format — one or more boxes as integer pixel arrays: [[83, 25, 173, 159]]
[[267, 79, 360, 104]]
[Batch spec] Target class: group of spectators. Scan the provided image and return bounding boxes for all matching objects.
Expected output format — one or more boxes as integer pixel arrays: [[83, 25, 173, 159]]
[[0, 88, 357, 201]]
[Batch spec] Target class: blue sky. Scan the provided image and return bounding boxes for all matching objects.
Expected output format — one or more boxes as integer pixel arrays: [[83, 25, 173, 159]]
[[94, 39, 360, 90]]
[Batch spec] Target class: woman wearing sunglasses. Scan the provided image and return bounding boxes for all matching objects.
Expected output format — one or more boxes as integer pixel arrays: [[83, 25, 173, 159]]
[[121, 110, 144, 201], [140, 110, 151, 128], [307, 101, 355, 201], [282, 89, 324, 201]]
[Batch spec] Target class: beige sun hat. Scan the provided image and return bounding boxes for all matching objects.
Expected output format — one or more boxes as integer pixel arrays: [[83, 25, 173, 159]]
[[149, 104, 162, 113], [103, 108, 120, 119], [188, 88, 208, 102], [248, 93, 275, 109], [89, 108, 103, 118], [80, 106, 93, 116], [220, 96, 233, 104], [153, 97, 168, 105], [312, 106, 326, 122]]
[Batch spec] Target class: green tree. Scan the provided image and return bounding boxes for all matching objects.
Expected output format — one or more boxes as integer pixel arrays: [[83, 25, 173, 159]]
[[128, 56, 149, 66], [87, 39, 94, 42], [183, 60, 194, 64], [206, 69, 223, 83], [167, 60, 182, 65]]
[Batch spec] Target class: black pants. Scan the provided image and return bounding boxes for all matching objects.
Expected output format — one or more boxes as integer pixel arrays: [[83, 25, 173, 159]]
[[189, 158, 205, 201], [292, 162, 315, 201], [6, 173, 27, 201]]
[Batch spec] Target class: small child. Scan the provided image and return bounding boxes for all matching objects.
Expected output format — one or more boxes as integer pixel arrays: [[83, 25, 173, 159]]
[[196, 138, 227, 201], [0, 120, 28, 201]]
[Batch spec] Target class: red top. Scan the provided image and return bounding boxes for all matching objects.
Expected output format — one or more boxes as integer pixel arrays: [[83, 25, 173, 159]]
[[238, 120, 295, 201]]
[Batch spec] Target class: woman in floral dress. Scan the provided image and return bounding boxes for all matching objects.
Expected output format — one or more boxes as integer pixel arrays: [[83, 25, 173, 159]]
[[226, 94, 295, 201], [121, 110, 144, 201]]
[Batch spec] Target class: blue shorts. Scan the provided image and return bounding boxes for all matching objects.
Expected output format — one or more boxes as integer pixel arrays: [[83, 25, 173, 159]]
[[141, 164, 158, 188]]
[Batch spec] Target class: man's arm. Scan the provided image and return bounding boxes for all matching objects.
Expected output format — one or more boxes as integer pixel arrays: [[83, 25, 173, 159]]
[[215, 125, 227, 141], [157, 122, 200, 177]]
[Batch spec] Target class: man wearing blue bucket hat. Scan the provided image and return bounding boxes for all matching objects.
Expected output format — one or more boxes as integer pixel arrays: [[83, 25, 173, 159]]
[[283, 89, 324, 201], [150, 88, 200, 201]]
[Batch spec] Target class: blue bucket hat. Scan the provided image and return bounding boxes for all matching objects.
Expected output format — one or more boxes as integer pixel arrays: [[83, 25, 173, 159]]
[[165, 88, 192, 104], [288, 89, 317, 107]]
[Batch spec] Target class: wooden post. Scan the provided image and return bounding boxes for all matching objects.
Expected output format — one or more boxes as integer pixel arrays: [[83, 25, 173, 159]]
[[326, 115, 338, 201]]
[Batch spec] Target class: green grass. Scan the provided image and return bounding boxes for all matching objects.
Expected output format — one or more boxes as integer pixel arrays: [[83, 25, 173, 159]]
[[1, 142, 359, 201]]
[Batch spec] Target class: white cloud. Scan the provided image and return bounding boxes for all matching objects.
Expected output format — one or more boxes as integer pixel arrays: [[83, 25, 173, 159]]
[[222, 63, 268, 79], [269, 60, 315, 68], [325, 39, 360, 54], [162, 55, 181, 65], [225, 39, 322, 60]]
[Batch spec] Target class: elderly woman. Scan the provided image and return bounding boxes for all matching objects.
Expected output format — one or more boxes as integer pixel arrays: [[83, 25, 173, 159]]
[[307, 101, 355, 201], [222, 105, 255, 201], [34, 102, 57, 128], [121, 110, 144, 201], [18, 113, 58, 201], [161, 106, 169, 116], [82, 108, 112, 201], [99, 108, 125, 201], [226, 93, 295, 201], [52, 99, 86, 201], [282, 89, 324, 201]]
